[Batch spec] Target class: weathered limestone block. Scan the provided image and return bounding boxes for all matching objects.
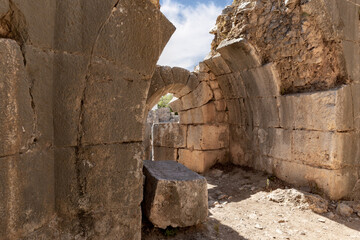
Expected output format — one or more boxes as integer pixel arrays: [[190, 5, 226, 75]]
[[24, 45, 55, 147], [171, 67, 190, 94], [352, 84, 360, 129], [82, 61, 150, 145], [53, 52, 88, 147], [342, 41, 360, 82], [213, 88, 223, 100], [217, 38, 262, 72], [187, 125, 229, 150], [203, 53, 231, 76], [292, 130, 359, 170], [0, 39, 33, 157], [178, 149, 228, 173], [181, 82, 213, 110], [256, 128, 292, 161], [229, 124, 253, 166], [143, 160, 208, 229], [198, 62, 210, 73], [214, 100, 226, 111], [153, 123, 187, 148], [78, 143, 144, 239], [93, 0, 175, 77], [177, 73, 200, 97], [250, 97, 280, 128], [226, 98, 252, 127], [0, 150, 54, 239], [216, 73, 247, 99], [239, 64, 281, 97], [279, 85, 354, 131], [209, 80, 219, 89], [335, 0, 360, 42], [270, 159, 358, 200], [153, 147, 178, 161], [168, 99, 183, 112], [180, 102, 217, 124]]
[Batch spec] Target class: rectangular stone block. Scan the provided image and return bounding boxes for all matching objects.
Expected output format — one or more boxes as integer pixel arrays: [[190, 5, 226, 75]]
[[352, 83, 360, 130], [214, 100, 227, 111], [342, 41, 360, 82], [180, 102, 217, 124], [229, 124, 253, 166], [153, 147, 178, 161], [240, 64, 281, 97], [143, 160, 208, 229], [271, 159, 358, 200], [0, 39, 33, 157], [82, 60, 150, 145], [53, 52, 88, 147], [178, 149, 228, 173], [256, 128, 292, 161], [335, 0, 359, 42], [181, 82, 213, 110], [279, 85, 354, 131], [0, 149, 55, 239], [168, 99, 183, 112], [292, 130, 358, 169], [187, 125, 229, 150], [203, 53, 231, 76], [217, 73, 246, 99], [153, 123, 186, 148], [250, 97, 280, 128]]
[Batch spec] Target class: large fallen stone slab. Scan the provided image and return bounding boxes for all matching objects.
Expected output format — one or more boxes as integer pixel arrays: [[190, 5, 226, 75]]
[[143, 160, 208, 229]]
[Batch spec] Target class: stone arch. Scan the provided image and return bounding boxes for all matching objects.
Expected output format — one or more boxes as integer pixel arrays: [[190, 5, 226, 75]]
[[203, 0, 360, 200], [144, 65, 230, 173]]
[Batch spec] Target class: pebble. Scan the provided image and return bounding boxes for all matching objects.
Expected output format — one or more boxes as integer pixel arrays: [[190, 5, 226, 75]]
[[318, 218, 326, 223], [255, 224, 264, 230], [337, 203, 354, 217]]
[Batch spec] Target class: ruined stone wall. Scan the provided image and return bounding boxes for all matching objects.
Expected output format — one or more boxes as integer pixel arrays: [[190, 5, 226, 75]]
[[0, 0, 174, 239], [146, 65, 230, 173], [206, 0, 360, 200]]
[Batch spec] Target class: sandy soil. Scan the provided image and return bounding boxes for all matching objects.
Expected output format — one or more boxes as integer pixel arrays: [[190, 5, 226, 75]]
[[142, 164, 360, 240]]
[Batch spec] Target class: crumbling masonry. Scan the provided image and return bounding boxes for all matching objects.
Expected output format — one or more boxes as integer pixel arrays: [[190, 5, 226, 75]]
[[0, 0, 359, 239]]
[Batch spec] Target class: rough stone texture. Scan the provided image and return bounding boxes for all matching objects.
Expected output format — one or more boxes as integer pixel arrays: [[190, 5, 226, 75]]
[[178, 149, 228, 173], [153, 147, 178, 161], [143, 160, 208, 229], [181, 82, 213, 110], [211, 0, 350, 94], [153, 123, 187, 148], [180, 102, 217, 124], [187, 125, 229, 150]]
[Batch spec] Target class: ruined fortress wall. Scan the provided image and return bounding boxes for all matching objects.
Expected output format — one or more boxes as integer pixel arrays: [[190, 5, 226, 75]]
[[206, 0, 360, 200], [0, 0, 174, 239]]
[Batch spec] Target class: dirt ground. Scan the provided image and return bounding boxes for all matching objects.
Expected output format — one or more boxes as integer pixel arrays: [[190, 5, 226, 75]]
[[142, 164, 360, 240]]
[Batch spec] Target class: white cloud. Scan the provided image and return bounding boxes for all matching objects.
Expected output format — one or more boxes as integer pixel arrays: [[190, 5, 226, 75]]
[[157, 0, 223, 71]]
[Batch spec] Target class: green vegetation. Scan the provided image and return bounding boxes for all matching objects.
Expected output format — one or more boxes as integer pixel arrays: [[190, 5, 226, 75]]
[[157, 93, 174, 109]]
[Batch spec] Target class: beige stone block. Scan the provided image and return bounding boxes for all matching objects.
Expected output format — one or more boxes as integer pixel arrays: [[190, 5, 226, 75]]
[[178, 149, 227, 173], [176, 73, 200, 98], [279, 85, 354, 131], [180, 102, 217, 124], [153, 123, 187, 148], [197, 72, 210, 82], [0, 39, 33, 157], [217, 73, 247, 99], [147, 67, 166, 109], [181, 82, 213, 110], [209, 80, 219, 89], [335, 0, 359, 42], [352, 84, 360, 130], [0, 0, 9, 18], [256, 128, 292, 161], [168, 99, 183, 113], [226, 99, 248, 126], [240, 63, 280, 97], [217, 38, 261, 72], [271, 159, 358, 200], [251, 97, 280, 128], [187, 125, 229, 150], [229, 124, 254, 166], [198, 62, 210, 73], [214, 100, 226, 111], [203, 53, 231, 76], [292, 130, 358, 169], [343, 41, 360, 82], [213, 88, 223, 100], [153, 147, 178, 161]]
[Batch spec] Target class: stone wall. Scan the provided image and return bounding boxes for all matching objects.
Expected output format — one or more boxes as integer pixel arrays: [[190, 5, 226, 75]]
[[0, 0, 174, 239], [205, 0, 360, 200], [145, 66, 230, 173]]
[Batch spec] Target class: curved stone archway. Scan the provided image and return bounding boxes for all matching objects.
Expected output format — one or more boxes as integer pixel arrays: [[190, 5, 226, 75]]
[[144, 65, 230, 173]]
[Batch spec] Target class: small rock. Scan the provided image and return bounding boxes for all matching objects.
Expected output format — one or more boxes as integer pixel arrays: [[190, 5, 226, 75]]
[[300, 232, 306, 236], [255, 224, 263, 230], [218, 194, 228, 200], [318, 218, 326, 223], [336, 203, 354, 217]]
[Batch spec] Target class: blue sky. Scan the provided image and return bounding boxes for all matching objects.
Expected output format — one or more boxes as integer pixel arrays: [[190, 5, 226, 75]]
[[157, 0, 232, 70]]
